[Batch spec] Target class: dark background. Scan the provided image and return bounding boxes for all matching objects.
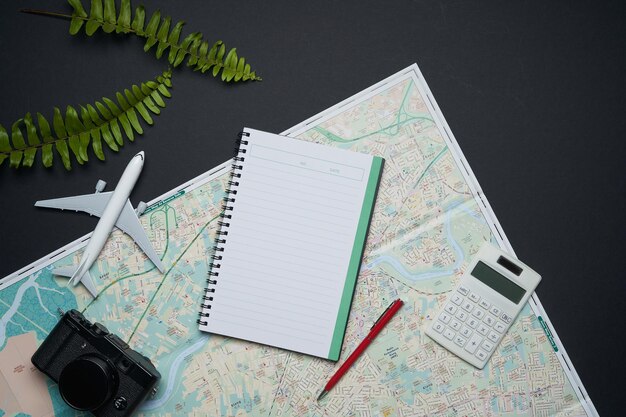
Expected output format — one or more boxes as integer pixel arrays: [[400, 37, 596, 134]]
[[1, 0, 624, 414]]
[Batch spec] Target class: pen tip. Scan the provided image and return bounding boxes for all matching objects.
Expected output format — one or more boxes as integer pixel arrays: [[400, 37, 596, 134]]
[[316, 390, 328, 402]]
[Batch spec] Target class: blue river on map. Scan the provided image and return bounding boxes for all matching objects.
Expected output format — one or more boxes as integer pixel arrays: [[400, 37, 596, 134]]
[[140, 335, 210, 410], [0, 270, 72, 350], [362, 200, 482, 282]]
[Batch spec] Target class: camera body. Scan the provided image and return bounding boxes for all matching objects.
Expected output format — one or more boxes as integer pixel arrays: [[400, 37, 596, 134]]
[[32, 309, 160, 417]]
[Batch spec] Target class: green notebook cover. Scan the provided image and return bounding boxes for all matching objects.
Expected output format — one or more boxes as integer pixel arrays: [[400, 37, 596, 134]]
[[327, 156, 385, 361]]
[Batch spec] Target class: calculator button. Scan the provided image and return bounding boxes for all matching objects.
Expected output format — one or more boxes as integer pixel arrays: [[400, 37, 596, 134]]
[[439, 312, 451, 324], [465, 333, 483, 354], [453, 335, 467, 347], [484, 314, 496, 327], [460, 326, 472, 338], [450, 294, 463, 305], [444, 304, 458, 315], [468, 292, 481, 303], [475, 349, 488, 362], [489, 306, 502, 316], [481, 340, 494, 352], [455, 310, 468, 322], [477, 323, 489, 336], [479, 300, 490, 310], [466, 317, 479, 328], [450, 319, 462, 331], [471, 308, 485, 320], [457, 285, 470, 296], [494, 321, 507, 333], [487, 331, 500, 343], [461, 301, 474, 313], [500, 313, 513, 324], [433, 322, 444, 333], [443, 329, 455, 340]]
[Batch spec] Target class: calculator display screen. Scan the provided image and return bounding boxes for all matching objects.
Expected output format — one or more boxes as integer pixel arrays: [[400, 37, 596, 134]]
[[471, 261, 526, 303]]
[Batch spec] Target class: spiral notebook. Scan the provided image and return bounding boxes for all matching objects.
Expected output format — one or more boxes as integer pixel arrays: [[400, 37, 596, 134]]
[[197, 128, 384, 360]]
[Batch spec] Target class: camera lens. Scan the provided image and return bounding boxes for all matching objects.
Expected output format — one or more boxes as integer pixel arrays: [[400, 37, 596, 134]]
[[58, 356, 117, 411]]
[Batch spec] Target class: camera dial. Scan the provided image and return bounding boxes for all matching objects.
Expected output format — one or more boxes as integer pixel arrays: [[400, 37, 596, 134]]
[[58, 356, 117, 411]]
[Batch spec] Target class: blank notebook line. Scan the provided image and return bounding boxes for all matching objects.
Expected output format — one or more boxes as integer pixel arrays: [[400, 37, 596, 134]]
[[237, 192, 355, 215], [233, 208, 353, 238], [238, 203, 355, 230], [226, 230, 347, 261], [243, 171, 360, 198], [214, 283, 335, 314], [218, 268, 337, 296], [224, 239, 343, 268], [210, 310, 327, 339], [198, 128, 384, 361], [228, 219, 354, 246], [225, 251, 341, 276], [243, 177, 359, 204], [209, 317, 325, 345], [214, 285, 336, 315], [240, 184, 358, 210], [213, 302, 330, 331], [224, 253, 342, 285], [246, 156, 363, 182], [217, 296, 329, 321], [223, 253, 343, 285], [241, 200, 355, 223], [231, 222, 348, 249], [245, 162, 361, 190]]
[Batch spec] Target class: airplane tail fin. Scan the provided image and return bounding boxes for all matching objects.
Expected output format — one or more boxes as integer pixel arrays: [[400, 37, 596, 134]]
[[52, 265, 78, 278], [67, 257, 91, 287], [52, 260, 98, 298]]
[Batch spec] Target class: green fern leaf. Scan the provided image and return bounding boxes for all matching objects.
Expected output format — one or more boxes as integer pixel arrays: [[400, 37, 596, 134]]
[[23, 148, 37, 167], [155, 16, 171, 58], [62, 0, 260, 82], [117, 0, 131, 33], [68, 0, 88, 35], [11, 120, 28, 151], [0, 126, 11, 153], [52, 107, 68, 139], [143, 9, 161, 51], [36, 113, 55, 143], [24, 113, 41, 146], [56, 140, 71, 170], [130, 4, 145, 32], [102, 0, 116, 33], [0, 69, 172, 171], [0, 126, 10, 167], [42, 143, 54, 167], [10, 150, 23, 168], [85, 0, 103, 35]]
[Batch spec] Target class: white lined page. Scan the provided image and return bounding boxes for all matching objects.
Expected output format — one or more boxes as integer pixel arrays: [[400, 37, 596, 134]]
[[199, 128, 380, 359]]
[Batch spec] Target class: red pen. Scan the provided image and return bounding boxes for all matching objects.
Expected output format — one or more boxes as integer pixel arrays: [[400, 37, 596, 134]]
[[317, 298, 404, 402]]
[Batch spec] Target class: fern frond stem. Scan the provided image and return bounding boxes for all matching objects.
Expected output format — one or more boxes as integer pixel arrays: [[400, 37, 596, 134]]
[[19, 9, 74, 20], [20, 8, 259, 81]]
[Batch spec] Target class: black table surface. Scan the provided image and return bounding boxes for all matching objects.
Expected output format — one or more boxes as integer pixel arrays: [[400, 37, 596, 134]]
[[1, 0, 624, 415]]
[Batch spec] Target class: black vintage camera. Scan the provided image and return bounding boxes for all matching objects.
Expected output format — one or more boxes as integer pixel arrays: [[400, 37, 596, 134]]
[[32, 309, 161, 416]]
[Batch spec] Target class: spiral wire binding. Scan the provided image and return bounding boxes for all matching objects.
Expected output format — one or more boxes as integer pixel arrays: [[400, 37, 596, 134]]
[[197, 131, 250, 326]]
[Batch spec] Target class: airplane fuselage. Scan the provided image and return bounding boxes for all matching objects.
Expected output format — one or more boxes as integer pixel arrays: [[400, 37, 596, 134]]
[[71, 152, 145, 285]]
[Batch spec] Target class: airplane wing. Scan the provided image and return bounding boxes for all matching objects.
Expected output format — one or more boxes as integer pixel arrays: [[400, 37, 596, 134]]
[[115, 200, 165, 273], [53, 266, 99, 298], [35, 192, 113, 217]]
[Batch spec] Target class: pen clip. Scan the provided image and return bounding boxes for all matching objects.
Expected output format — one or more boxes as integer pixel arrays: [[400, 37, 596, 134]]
[[370, 300, 397, 330]]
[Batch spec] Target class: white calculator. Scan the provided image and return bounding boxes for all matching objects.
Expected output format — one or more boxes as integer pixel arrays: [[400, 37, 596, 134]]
[[425, 243, 541, 369]]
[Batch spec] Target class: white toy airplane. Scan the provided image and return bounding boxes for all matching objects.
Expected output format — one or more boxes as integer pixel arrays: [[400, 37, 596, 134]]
[[35, 151, 165, 297]]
